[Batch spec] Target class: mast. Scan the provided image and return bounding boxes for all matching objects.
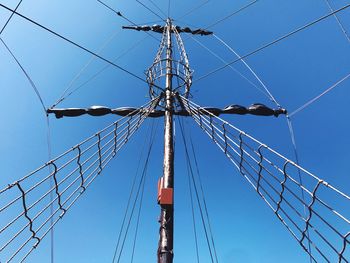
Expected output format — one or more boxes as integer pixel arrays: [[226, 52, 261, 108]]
[[158, 18, 174, 263], [118, 17, 212, 262]]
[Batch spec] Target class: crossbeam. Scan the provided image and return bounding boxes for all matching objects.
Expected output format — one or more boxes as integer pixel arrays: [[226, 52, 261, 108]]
[[122, 25, 213, 35], [47, 103, 286, 118]]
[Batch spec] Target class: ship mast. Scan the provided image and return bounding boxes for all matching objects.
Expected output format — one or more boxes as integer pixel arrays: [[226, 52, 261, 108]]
[[123, 18, 212, 263], [158, 18, 175, 263]]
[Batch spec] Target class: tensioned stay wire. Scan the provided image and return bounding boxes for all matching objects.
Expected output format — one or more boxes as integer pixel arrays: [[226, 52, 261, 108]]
[[204, 0, 259, 30], [188, 34, 274, 102], [0, 3, 154, 87], [115, 119, 158, 263], [53, 29, 122, 108], [0, 0, 23, 34], [178, 116, 217, 263], [187, 121, 219, 263], [177, 0, 210, 20], [186, 151, 200, 263], [130, 120, 159, 262], [324, 0, 350, 44], [187, 25, 315, 258], [0, 36, 56, 263], [111, 120, 155, 262], [135, 0, 165, 21], [53, 35, 150, 108], [213, 34, 280, 107], [289, 71, 350, 117], [147, 0, 167, 18], [96, 0, 160, 42], [194, 3, 350, 83]]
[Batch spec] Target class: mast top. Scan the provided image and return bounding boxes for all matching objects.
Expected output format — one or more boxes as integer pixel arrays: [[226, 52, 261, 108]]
[[122, 20, 213, 36], [123, 20, 212, 99]]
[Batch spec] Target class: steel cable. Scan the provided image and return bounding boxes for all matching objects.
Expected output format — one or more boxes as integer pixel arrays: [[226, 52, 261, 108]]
[[180, 95, 350, 262], [178, 116, 217, 263], [0, 3, 154, 87], [194, 3, 350, 84], [0, 97, 160, 262], [289, 71, 350, 117]]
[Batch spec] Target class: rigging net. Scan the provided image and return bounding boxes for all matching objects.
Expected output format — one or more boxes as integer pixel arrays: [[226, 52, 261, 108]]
[[178, 95, 350, 263], [0, 97, 160, 262]]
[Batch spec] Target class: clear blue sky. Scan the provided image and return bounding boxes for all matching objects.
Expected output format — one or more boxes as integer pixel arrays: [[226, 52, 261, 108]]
[[0, 0, 350, 262]]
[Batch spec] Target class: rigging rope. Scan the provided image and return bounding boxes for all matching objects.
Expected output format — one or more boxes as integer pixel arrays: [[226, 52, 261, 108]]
[[148, 0, 167, 18], [289, 71, 350, 117], [0, 0, 23, 34], [185, 148, 200, 263], [52, 29, 122, 108], [179, 95, 350, 263], [115, 119, 158, 263], [211, 30, 317, 261], [188, 35, 275, 103], [53, 35, 149, 108], [96, 0, 160, 43], [324, 0, 350, 44], [193, 3, 350, 84], [178, 116, 218, 263], [188, 122, 219, 263], [177, 0, 210, 20], [135, 0, 165, 21], [111, 119, 157, 262], [1, 26, 55, 263], [213, 34, 281, 107], [0, 3, 153, 87], [0, 38, 46, 112], [131, 119, 158, 262], [0, 97, 160, 262], [204, 0, 259, 30]]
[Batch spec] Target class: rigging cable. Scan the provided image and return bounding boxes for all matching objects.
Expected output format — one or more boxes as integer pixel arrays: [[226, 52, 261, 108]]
[[131, 119, 158, 262], [193, 3, 350, 84], [0, 3, 154, 87], [0, 37, 55, 263], [52, 29, 122, 108], [0, 0, 23, 34], [130, 164, 147, 263], [199, 31, 315, 261], [204, 0, 258, 30], [0, 38, 46, 112], [177, 0, 258, 44], [147, 0, 167, 18], [213, 34, 281, 107], [178, 116, 217, 263], [188, 35, 275, 102], [324, 0, 350, 44], [115, 119, 158, 262], [289, 71, 350, 117], [111, 119, 156, 262], [186, 150, 200, 263], [52, 35, 149, 108], [177, 0, 210, 20], [187, 122, 218, 263], [96, 0, 160, 42], [135, 0, 165, 21]]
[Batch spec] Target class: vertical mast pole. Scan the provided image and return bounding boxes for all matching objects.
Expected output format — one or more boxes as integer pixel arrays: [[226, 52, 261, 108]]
[[158, 18, 174, 263]]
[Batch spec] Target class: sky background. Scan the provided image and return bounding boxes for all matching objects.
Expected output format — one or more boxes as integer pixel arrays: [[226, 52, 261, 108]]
[[0, 0, 350, 262]]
